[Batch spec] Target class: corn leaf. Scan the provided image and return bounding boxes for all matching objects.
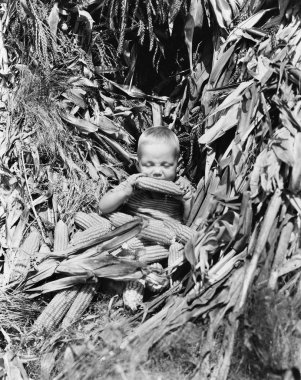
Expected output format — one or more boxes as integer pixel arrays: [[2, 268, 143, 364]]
[[67, 76, 98, 88], [94, 114, 134, 144], [59, 110, 98, 134], [199, 103, 240, 145], [206, 80, 253, 121], [101, 76, 168, 102], [62, 88, 87, 109], [209, 42, 238, 87], [56, 253, 143, 277], [47, 2, 60, 36], [26, 275, 91, 296], [271, 127, 294, 167], [226, 8, 276, 46], [94, 133, 136, 164]]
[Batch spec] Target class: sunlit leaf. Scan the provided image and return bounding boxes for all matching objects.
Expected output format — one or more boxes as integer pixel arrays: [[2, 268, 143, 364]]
[[199, 103, 240, 145], [59, 110, 98, 134], [209, 42, 238, 87]]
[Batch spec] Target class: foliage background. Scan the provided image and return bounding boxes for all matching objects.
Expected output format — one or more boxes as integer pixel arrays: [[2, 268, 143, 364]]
[[1, 0, 301, 379]]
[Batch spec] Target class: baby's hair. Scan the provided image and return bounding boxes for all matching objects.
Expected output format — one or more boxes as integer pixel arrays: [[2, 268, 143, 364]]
[[137, 127, 180, 159]]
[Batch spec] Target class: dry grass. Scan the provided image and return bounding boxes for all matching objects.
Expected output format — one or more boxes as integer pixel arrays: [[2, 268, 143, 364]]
[[52, 173, 106, 223], [0, 291, 42, 333], [0, 288, 204, 380], [228, 283, 301, 380]]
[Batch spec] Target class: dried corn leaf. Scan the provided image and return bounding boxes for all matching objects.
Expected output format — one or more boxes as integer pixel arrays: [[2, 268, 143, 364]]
[[94, 114, 134, 144], [209, 43, 238, 87], [199, 103, 240, 145], [27, 255, 143, 296], [290, 133, 301, 192], [62, 88, 87, 109], [94, 133, 135, 164], [277, 253, 301, 277], [226, 8, 275, 46], [250, 149, 282, 198], [59, 110, 98, 134], [271, 127, 294, 167], [56, 253, 143, 277]]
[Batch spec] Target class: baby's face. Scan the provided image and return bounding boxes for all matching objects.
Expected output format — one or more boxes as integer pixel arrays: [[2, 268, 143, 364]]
[[137, 142, 178, 181]]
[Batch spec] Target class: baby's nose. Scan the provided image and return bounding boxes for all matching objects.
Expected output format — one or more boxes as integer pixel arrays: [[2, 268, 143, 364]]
[[152, 167, 163, 177]]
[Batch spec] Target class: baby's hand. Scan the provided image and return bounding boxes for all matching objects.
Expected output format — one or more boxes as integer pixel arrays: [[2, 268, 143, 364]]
[[122, 173, 145, 196], [175, 176, 194, 201]]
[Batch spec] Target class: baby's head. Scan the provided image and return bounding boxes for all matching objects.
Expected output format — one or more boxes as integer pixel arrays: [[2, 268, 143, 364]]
[[137, 127, 180, 181]]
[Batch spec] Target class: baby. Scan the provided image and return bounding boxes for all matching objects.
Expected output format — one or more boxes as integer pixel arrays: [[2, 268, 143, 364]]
[[99, 127, 194, 222]]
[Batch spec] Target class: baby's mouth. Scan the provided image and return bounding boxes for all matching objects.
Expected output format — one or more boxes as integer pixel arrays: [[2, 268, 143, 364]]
[[151, 175, 165, 180]]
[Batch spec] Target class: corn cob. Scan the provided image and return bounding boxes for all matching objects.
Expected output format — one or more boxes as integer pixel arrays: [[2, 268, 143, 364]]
[[123, 280, 145, 312], [163, 219, 194, 244], [148, 262, 164, 271], [112, 237, 145, 260], [122, 237, 145, 251], [9, 229, 41, 283], [136, 245, 169, 264], [110, 248, 123, 256], [129, 191, 182, 208], [68, 223, 112, 247], [140, 219, 176, 246], [74, 211, 112, 231], [107, 212, 137, 227], [61, 283, 97, 328], [168, 242, 185, 268], [39, 243, 51, 253], [33, 288, 79, 333], [115, 250, 137, 261], [110, 237, 148, 258], [145, 270, 169, 293], [53, 220, 69, 251], [135, 177, 184, 196], [41, 219, 141, 260], [127, 193, 183, 221]]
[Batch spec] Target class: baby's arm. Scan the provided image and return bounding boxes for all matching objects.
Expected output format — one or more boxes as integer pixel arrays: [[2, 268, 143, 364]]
[[175, 176, 194, 223], [99, 174, 144, 214]]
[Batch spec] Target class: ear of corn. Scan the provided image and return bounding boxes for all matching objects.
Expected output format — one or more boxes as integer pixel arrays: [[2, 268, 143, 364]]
[[61, 283, 97, 328], [122, 237, 145, 251], [107, 212, 136, 227], [123, 280, 145, 312], [137, 245, 169, 264], [48, 218, 142, 259], [146, 262, 167, 293], [145, 270, 169, 293], [114, 250, 137, 261], [68, 223, 112, 248], [148, 262, 164, 271], [112, 238, 143, 259], [39, 243, 51, 253], [9, 228, 41, 283], [140, 219, 176, 246], [135, 177, 184, 196], [33, 288, 79, 334], [168, 242, 185, 268], [145, 272, 169, 293], [53, 220, 69, 251], [163, 219, 194, 244], [74, 211, 112, 231], [127, 192, 183, 221]]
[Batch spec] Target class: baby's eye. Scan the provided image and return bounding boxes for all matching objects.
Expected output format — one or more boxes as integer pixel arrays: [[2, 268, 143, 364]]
[[143, 162, 153, 167], [163, 163, 172, 168]]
